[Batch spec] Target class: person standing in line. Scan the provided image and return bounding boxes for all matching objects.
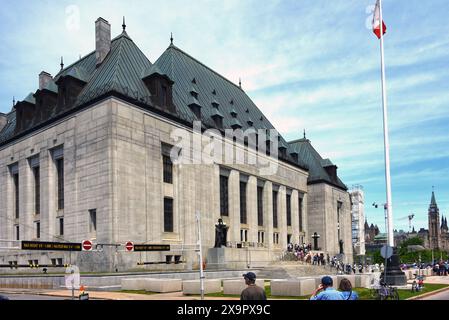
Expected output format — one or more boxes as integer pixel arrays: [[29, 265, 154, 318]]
[[240, 272, 267, 300]]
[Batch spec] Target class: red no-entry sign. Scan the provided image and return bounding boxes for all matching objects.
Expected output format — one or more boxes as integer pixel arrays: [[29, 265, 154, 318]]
[[125, 241, 134, 252], [82, 240, 93, 251]]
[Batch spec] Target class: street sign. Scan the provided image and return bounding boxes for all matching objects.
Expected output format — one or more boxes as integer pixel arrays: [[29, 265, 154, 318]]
[[82, 240, 93, 251], [380, 245, 393, 259], [22, 241, 81, 251], [133, 244, 170, 252], [125, 241, 134, 252]]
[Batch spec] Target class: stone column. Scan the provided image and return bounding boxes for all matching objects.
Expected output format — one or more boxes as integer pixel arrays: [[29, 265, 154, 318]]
[[264, 181, 273, 250], [228, 170, 240, 244], [278, 186, 288, 249], [19, 159, 34, 240], [291, 189, 299, 245], [247, 176, 258, 244], [40, 149, 56, 241]]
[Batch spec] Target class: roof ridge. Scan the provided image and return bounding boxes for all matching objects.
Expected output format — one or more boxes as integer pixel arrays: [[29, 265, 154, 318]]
[[166, 45, 244, 92], [55, 33, 130, 78]]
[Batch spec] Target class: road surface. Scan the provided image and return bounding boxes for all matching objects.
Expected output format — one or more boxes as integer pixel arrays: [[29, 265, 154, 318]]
[[0, 293, 66, 300], [421, 288, 449, 300]]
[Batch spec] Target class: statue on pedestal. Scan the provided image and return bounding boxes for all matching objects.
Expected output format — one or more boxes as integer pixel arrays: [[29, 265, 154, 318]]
[[214, 219, 229, 248], [339, 239, 344, 254]]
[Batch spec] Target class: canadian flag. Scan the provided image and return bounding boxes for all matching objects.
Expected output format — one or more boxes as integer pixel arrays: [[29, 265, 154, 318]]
[[373, 0, 387, 39]]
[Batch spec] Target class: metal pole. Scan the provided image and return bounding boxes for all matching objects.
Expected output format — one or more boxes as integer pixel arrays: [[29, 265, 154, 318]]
[[196, 211, 205, 300], [378, 0, 394, 247], [383, 205, 388, 284]]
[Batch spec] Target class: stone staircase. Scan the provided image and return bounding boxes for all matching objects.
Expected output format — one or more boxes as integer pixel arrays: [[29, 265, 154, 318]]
[[256, 262, 332, 279]]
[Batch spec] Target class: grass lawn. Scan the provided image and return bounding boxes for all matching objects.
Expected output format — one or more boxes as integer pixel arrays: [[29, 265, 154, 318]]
[[354, 283, 449, 300]]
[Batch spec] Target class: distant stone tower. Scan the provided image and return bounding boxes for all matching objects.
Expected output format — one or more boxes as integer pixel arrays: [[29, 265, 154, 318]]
[[428, 190, 441, 249]]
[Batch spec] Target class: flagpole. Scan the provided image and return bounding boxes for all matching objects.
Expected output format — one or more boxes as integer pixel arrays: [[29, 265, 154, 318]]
[[378, 0, 394, 247]]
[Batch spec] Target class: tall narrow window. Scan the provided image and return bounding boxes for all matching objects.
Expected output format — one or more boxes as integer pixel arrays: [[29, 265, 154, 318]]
[[257, 186, 264, 226], [13, 173, 19, 219], [89, 209, 97, 233], [36, 221, 40, 239], [164, 198, 174, 232], [240, 181, 247, 224], [298, 196, 303, 232], [56, 158, 64, 210], [220, 175, 229, 216], [337, 201, 342, 240], [15, 225, 19, 240], [162, 155, 173, 183], [59, 217, 64, 236], [286, 194, 292, 227], [33, 167, 40, 214], [272, 191, 278, 229]]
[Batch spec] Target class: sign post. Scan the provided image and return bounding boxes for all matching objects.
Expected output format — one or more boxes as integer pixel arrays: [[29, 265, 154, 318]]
[[195, 211, 205, 301]]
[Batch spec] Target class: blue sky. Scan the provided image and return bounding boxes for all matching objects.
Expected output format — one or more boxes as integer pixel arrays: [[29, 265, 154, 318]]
[[0, 0, 448, 232]]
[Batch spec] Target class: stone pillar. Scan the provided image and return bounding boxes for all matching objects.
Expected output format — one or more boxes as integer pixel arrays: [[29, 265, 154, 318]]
[[278, 186, 288, 249], [19, 159, 34, 240], [228, 170, 240, 244], [291, 190, 299, 245], [264, 182, 273, 250], [40, 149, 56, 241], [247, 176, 258, 244]]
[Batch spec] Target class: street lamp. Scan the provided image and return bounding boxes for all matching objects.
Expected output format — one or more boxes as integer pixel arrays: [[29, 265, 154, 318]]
[[312, 232, 320, 251]]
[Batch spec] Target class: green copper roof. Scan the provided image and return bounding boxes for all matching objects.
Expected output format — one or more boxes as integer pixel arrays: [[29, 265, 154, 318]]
[[288, 138, 347, 190], [23, 93, 36, 105], [430, 191, 437, 207]]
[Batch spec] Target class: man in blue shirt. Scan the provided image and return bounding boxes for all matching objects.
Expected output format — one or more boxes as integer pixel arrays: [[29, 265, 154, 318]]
[[310, 276, 344, 300]]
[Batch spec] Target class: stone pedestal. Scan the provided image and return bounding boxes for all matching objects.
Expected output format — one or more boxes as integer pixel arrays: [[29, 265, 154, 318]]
[[381, 250, 407, 286], [206, 247, 271, 269]]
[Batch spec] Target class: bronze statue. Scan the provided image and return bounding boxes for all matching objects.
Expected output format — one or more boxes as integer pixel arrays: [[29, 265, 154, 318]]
[[339, 239, 344, 254], [214, 219, 229, 248]]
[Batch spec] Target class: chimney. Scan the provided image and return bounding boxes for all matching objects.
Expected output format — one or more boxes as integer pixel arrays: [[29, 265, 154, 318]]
[[0, 113, 7, 132], [39, 71, 53, 90], [95, 17, 111, 66]]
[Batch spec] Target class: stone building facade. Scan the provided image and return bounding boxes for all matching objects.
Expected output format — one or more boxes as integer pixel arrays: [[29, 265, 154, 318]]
[[0, 18, 353, 272], [350, 186, 365, 255]]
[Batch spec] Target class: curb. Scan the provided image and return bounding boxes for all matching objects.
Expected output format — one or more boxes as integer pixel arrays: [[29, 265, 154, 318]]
[[407, 286, 449, 300]]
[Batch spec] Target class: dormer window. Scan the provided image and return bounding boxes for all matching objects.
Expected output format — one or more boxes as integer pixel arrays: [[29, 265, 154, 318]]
[[247, 118, 253, 126], [188, 97, 202, 119], [190, 87, 199, 99], [212, 99, 220, 109], [279, 146, 287, 158], [290, 151, 299, 162], [211, 108, 224, 128], [212, 89, 217, 95], [142, 65, 175, 113]]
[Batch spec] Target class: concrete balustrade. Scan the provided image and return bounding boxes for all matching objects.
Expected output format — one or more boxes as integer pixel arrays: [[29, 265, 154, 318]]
[[354, 275, 371, 288], [182, 279, 222, 295], [223, 279, 265, 295], [271, 278, 316, 297], [144, 278, 182, 293], [121, 278, 147, 291]]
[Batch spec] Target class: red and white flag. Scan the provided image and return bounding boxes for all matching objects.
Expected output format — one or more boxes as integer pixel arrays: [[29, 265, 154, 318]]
[[372, 0, 387, 39]]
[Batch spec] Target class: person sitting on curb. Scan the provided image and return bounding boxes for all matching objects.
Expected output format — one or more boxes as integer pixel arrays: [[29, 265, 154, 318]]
[[339, 278, 359, 300], [310, 276, 344, 300], [240, 272, 267, 300]]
